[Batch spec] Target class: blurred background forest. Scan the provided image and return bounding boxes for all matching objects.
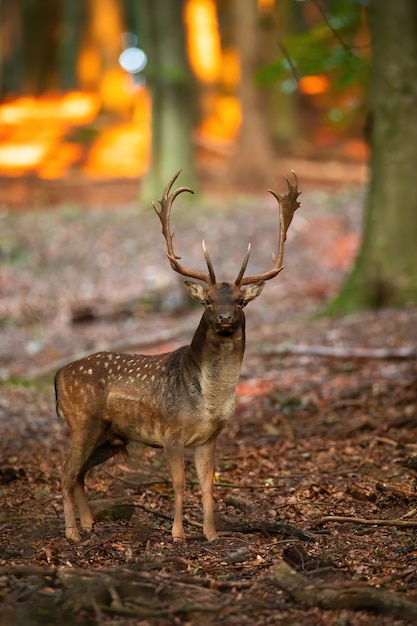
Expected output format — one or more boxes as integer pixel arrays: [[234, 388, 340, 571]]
[[3, 5, 417, 622], [1, 0, 417, 313], [0, 0, 368, 185]]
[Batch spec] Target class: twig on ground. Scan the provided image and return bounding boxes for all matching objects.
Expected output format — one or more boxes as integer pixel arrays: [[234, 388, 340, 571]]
[[315, 515, 417, 528]]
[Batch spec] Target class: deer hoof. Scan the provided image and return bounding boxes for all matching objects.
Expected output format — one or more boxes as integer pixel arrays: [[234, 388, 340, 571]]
[[66, 527, 81, 543]]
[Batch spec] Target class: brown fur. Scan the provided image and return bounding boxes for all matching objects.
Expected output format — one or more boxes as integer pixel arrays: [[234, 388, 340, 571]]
[[56, 171, 300, 543]]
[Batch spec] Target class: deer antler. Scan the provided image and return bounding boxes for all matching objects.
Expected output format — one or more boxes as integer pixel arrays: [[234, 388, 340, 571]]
[[235, 171, 301, 286], [153, 170, 216, 285]]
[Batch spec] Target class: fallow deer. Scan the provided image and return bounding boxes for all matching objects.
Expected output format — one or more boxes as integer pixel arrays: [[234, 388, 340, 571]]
[[55, 170, 300, 543]]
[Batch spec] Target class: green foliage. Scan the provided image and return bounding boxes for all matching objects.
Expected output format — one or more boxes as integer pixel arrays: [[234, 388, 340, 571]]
[[257, 0, 370, 126]]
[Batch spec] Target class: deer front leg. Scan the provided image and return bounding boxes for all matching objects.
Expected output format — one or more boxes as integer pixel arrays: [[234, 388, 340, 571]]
[[194, 437, 218, 541], [165, 445, 186, 541]]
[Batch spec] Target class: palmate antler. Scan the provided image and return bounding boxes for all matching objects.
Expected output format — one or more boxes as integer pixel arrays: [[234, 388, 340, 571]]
[[235, 171, 301, 286], [152, 170, 217, 285], [153, 170, 300, 287]]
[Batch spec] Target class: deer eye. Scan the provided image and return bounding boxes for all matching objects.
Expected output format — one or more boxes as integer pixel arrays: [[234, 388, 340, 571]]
[[238, 297, 245, 307], [205, 299, 213, 309]]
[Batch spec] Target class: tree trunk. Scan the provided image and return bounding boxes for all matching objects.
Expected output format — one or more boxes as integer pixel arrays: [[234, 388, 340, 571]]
[[0, 0, 25, 95], [139, 0, 197, 204], [23, 0, 60, 94], [261, 0, 300, 149], [58, 0, 85, 91], [328, 0, 417, 314], [228, 0, 275, 190]]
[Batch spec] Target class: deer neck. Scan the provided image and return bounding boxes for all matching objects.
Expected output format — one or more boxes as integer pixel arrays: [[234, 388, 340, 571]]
[[185, 312, 246, 393]]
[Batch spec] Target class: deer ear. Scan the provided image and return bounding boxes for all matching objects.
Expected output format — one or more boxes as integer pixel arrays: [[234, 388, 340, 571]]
[[241, 281, 265, 304], [184, 280, 207, 303]]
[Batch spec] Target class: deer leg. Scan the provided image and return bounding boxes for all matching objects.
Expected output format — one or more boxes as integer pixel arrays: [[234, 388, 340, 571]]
[[73, 474, 94, 532], [165, 446, 186, 541], [194, 438, 218, 541], [62, 446, 87, 543], [61, 436, 101, 542], [63, 437, 127, 541], [75, 441, 127, 532]]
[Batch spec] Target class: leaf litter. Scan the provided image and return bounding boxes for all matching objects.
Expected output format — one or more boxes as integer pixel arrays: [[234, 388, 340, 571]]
[[1, 182, 417, 625]]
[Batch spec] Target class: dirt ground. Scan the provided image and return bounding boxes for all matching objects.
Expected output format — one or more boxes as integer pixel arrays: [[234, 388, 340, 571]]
[[1, 173, 417, 625]]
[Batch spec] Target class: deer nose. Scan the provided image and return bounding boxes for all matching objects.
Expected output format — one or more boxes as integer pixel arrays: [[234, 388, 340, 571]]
[[217, 312, 233, 324]]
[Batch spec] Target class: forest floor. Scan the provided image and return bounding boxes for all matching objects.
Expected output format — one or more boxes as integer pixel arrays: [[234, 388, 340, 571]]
[[1, 171, 417, 625]]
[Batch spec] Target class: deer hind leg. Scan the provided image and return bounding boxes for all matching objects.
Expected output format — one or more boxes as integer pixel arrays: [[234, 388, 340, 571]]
[[73, 474, 94, 533], [63, 438, 127, 542], [194, 438, 218, 541], [62, 443, 93, 543], [165, 445, 186, 541], [77, 440, 127, 532]]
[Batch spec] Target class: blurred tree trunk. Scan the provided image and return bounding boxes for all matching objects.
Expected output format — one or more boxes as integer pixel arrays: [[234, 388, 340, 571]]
[[1, 0, 24, 95], [260, 0, 300, 150], [328, 0, 417, 313], [139, 0, 197, 204], [24, 0, 59, 93], [228, 0, 275, 190], [58, 0, 85, 91]]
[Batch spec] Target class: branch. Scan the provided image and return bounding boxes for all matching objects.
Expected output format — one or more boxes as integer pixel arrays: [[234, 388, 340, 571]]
[[278, 42, 300, 83], [309, 0, 357, 58], [272, 560, 417, 621], [262, 343, 417, 360], [315, 515, 417, 529]]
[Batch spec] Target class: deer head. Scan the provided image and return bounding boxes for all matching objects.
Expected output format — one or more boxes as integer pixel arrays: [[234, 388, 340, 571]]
[[152, 169, 301, 332]]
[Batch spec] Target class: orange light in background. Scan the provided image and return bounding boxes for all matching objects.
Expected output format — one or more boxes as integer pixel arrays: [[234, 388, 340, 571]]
[[83, 122, 150, 178], [77, 46, 102, 88], [198, 95, 241, 143], [257, 0, 275, 11], [99, 67, 134, 115], [219, 48, 240, 88], [83, 87, 151, 178], [132, 87, 152, 129], [0, 92, 100, 125], [0, 95, 61, 125], [183, 1, 240, 144], [0, 93, 102, 178], [0, 143, 49, 176], [299, 75, 329, 95], [184, 0, 221, 83], [83, 89, 151, 179], [38, 143, 83, 180], [59, 91, 101, 124], [0, 0, 245, 181], [89, 0, 121, 46]]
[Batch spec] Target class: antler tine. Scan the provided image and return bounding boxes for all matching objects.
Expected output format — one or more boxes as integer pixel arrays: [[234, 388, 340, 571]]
[[234, 243, 251, 285], [202, 240, 216, 284], [152, 170, 215, 285], [238, 171, 301, 286]]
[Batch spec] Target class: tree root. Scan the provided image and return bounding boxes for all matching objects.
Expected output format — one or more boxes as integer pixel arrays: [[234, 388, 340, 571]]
[[272, 560, 417, 621]]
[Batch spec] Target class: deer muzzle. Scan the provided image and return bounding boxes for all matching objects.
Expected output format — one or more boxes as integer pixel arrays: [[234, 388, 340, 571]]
[[215, 312, 236, 333]]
